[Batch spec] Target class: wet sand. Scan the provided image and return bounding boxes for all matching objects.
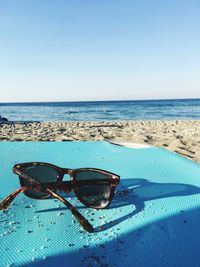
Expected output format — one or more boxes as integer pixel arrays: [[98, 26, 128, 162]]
[[0, 120, 200, 163]]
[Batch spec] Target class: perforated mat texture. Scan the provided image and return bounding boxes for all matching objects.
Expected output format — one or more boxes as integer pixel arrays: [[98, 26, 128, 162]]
[[0, 142, 199, 267]]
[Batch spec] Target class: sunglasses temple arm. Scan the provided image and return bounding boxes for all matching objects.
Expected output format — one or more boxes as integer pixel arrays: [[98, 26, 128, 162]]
[[0, 187, 27, 210], [46, 188, 94, 233]]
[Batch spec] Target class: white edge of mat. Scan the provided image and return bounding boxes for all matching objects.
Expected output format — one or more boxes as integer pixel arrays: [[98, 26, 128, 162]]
[[108, 141, 153, 149]]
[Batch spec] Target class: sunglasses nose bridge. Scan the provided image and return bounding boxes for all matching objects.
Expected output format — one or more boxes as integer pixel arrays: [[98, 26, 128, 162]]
[[63, 168, 72, 174]]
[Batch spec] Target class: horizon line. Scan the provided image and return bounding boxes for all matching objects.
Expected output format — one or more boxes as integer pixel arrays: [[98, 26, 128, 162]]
[[0, 97, 200, 104]]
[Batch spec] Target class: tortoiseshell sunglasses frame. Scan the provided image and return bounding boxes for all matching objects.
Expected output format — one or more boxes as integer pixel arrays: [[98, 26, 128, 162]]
[[0, 162, 120, 233]]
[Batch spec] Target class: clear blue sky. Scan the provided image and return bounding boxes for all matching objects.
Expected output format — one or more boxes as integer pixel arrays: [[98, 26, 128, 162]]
[[0, 0, 199, 102]]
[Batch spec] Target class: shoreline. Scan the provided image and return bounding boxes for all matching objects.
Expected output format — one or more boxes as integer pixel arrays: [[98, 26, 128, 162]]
[[0, 120, 200, 163]]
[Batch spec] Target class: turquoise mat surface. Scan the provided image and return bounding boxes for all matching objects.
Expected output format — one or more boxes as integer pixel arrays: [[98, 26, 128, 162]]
[[0, 141, 199, 267]]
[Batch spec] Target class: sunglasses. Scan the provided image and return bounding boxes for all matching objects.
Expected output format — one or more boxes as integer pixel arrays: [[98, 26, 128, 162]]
[[0, 162, 120, 233]]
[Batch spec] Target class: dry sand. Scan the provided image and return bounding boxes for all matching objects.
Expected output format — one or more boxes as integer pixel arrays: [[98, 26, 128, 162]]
[[0, 120, 200, 163]]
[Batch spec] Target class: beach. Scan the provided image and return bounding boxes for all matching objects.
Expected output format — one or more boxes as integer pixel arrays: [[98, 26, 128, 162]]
[[0, 120, 200, 163]]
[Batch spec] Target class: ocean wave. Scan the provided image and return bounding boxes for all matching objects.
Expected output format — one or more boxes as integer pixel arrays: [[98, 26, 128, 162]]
[[1, 99, 200, 122]]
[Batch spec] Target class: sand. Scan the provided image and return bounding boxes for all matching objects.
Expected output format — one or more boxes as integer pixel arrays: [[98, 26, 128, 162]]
[[0, 120, 200, 163]]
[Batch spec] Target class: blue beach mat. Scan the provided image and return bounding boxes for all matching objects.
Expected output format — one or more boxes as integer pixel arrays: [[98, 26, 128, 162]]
[[0, 141, 199, 267]]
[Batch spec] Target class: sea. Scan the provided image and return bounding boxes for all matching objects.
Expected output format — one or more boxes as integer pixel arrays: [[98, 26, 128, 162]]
[[0, 99, 200, 122]]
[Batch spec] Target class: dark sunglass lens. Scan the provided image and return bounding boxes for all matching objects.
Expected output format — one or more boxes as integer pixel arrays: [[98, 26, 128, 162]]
[[74, 171, 112, 208], [20, 165, 59, 199]]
